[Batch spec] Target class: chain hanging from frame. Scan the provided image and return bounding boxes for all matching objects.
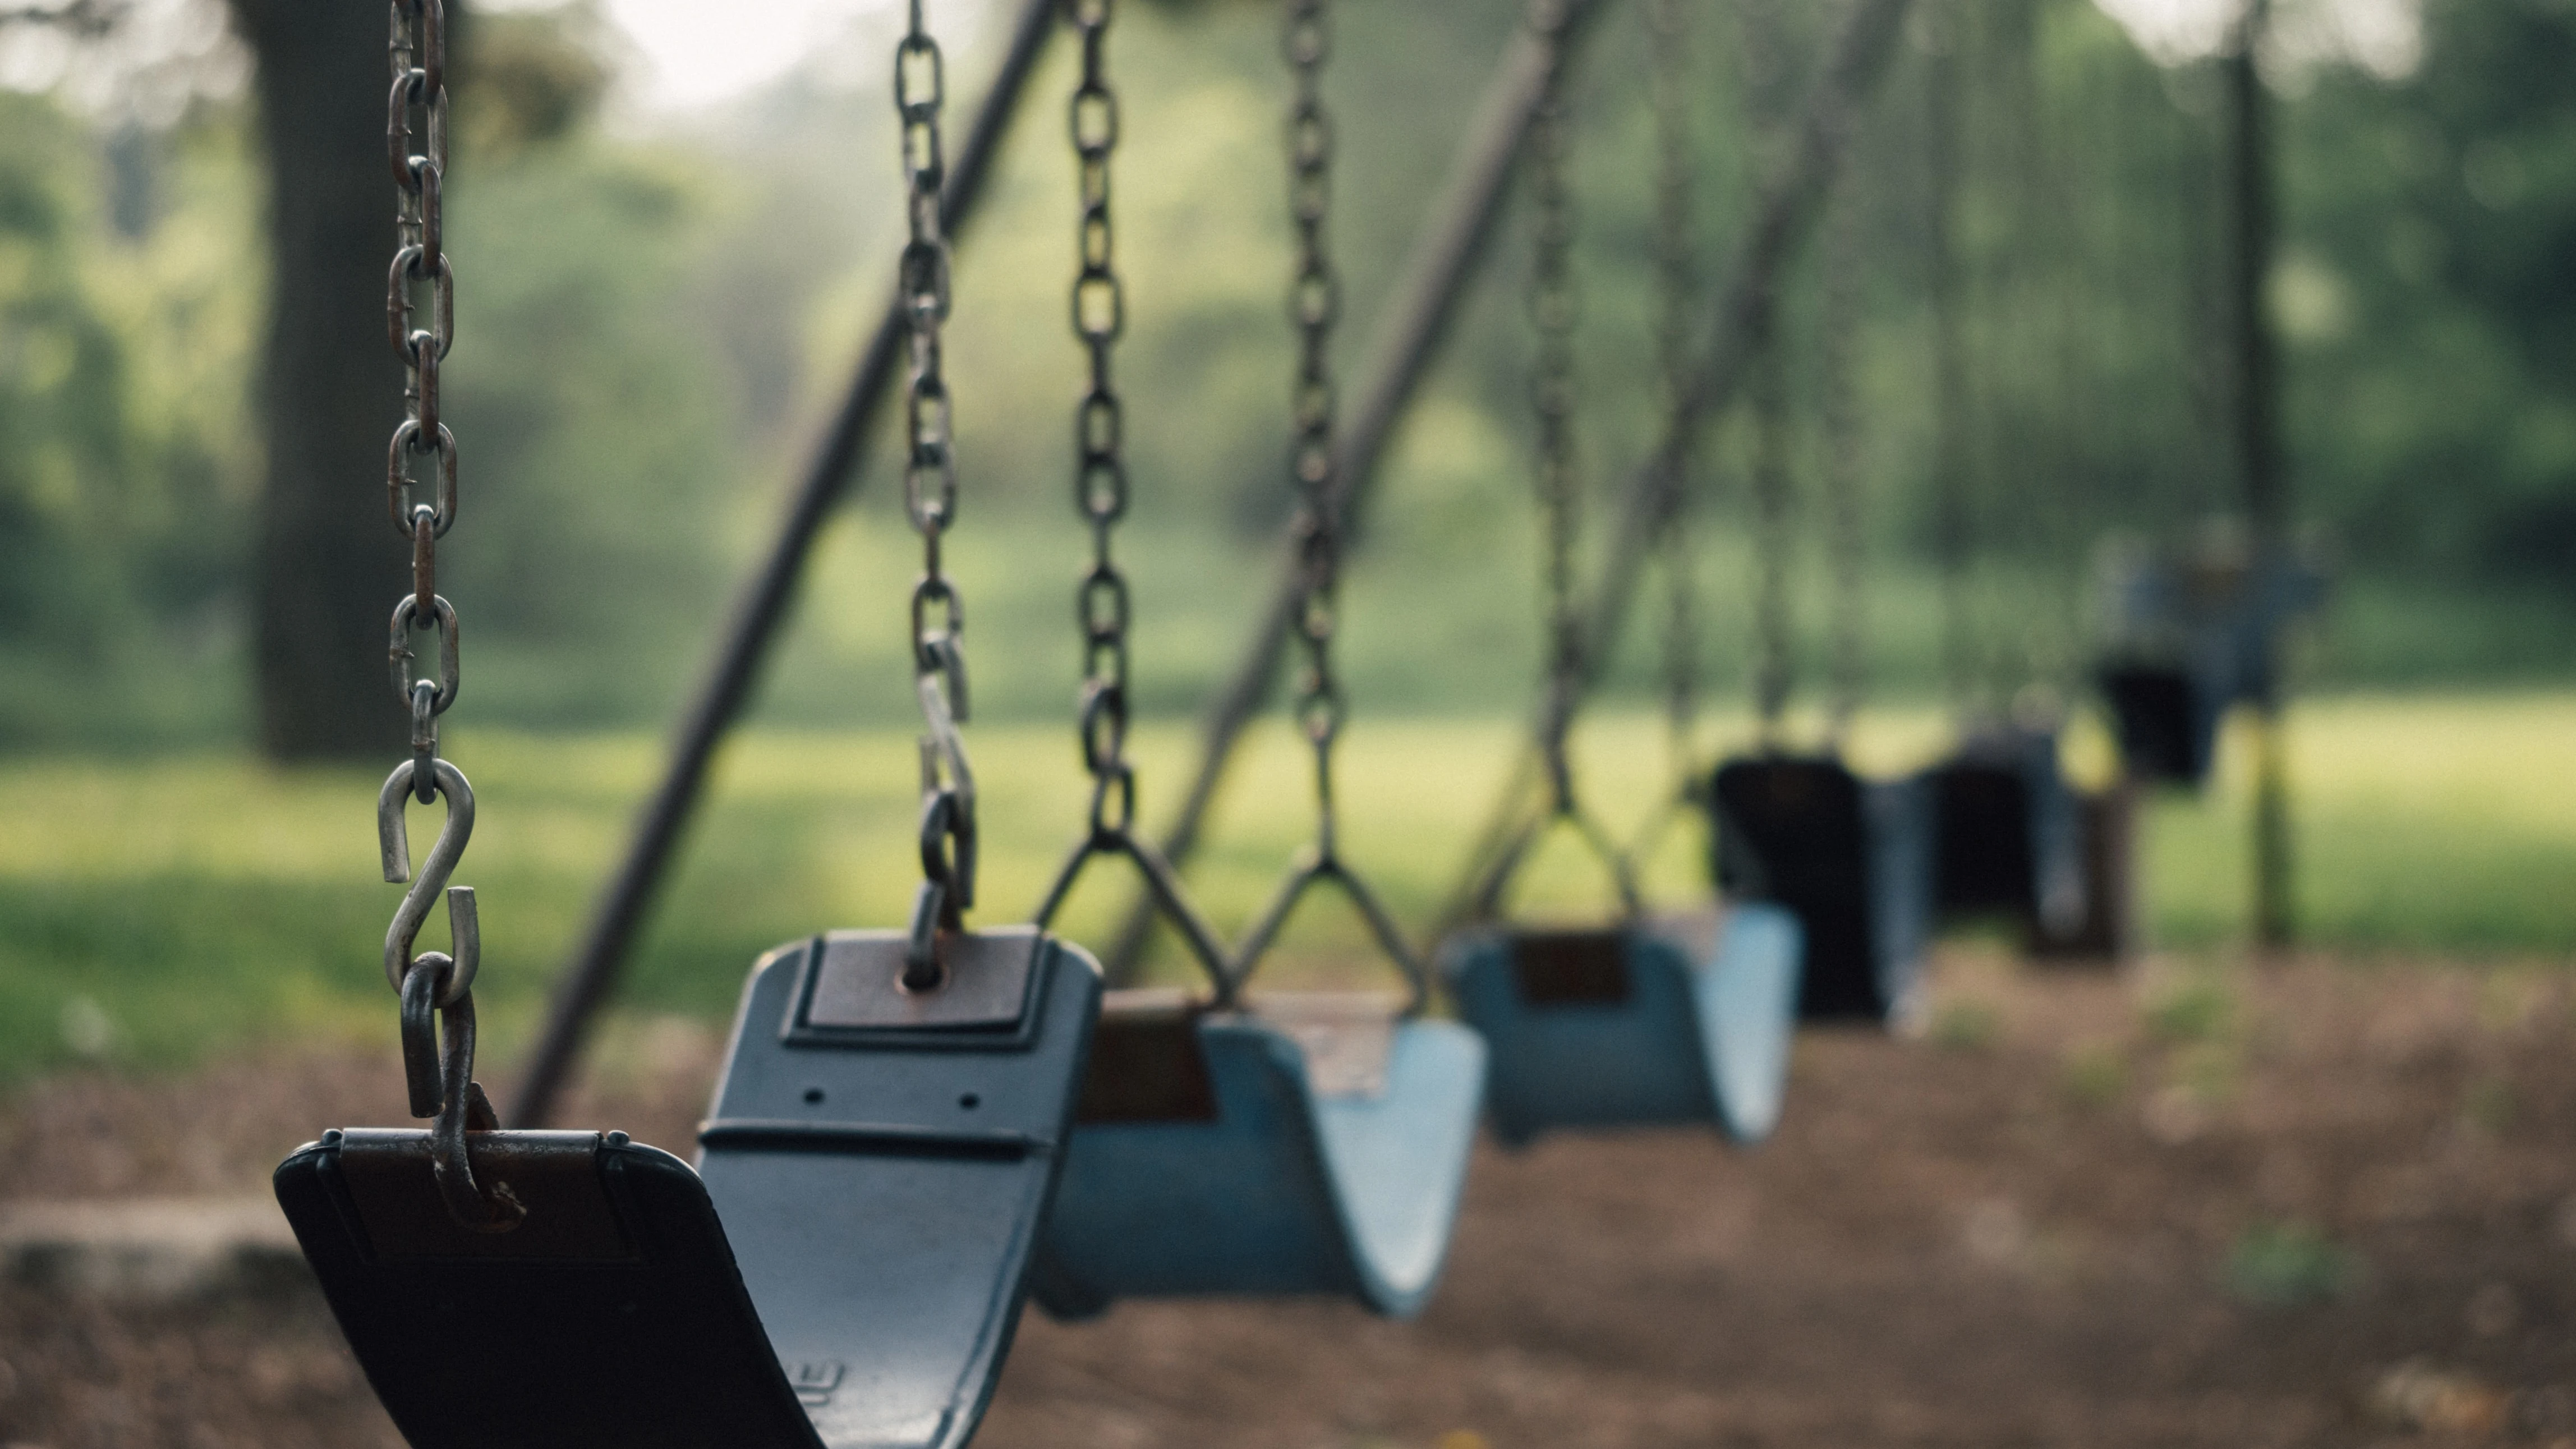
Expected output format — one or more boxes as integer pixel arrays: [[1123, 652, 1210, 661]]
[[893, 0, 982, 991], [1226, 0, 1431, 1010], [1032, 0, 1235, 991], [377, 0, 521, 1234]]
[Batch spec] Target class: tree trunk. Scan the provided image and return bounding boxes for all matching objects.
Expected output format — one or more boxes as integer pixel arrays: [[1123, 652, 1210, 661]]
[[229, 0, 407, 760]]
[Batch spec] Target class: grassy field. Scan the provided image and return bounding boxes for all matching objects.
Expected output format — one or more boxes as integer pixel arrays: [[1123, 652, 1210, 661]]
[[3, 693, 2572, 1080]]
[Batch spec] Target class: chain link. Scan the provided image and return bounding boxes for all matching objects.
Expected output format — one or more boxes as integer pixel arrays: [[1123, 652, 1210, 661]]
[[1821, 177, 1867, 744], [1741, 0, 1795, 743], [896, 0, 978, 985], [376, 0, 514, 1232], [1646, 0, 1699, 787], [1281, 0, 1347, 830], [1525, 17, 1581, 815], [386, 0, 459, 797], [1067, 0, 1131, 824]]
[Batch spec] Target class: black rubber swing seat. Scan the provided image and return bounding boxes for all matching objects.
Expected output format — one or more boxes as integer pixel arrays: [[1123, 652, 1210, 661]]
[[1709, 754, 1933, 1024], [1925, 726, 2086, 936], [275, 927, 1103, 1449], [2099, 661, 2214, 784]]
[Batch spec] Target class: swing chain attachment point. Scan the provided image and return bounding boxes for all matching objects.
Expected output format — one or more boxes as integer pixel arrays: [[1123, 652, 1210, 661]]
[[1221, 0, 1431, 1015], [908, 653, 978, 991], [369, 0, 516, 1236], [895, 0, 980, 995], [398, 956, 524, 1234], [1030, 0, 1240, 1000], [1475, 6, 1640, 929], [379, 758, 479, 1002]]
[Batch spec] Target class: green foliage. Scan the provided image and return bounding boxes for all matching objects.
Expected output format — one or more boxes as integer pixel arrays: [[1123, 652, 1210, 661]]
[[6, 695, 2576, 1080], [2283, 0, 2576, 585], [2222, 1220, 2359, 1307], [2144, 971, 2234, 1043], [2058, 1043, 2126, 1107], [0, 91, 255, 748], [1928, 997, 2003, 1051], [0, 91, 137, 643], [2, 0, 2575, 748]]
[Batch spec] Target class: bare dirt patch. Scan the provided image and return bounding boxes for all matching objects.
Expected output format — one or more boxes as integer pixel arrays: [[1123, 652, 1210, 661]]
[[4, 951, 2573, 1448]]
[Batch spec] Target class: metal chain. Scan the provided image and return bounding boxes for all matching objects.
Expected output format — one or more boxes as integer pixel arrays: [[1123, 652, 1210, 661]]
[[1821, 178, 1866, 744], [1282, 0, 1347, 848], [1027, 0, 1235, 990], [1526, 27, 1581, 817], [1748, 335, 1793, 742], [378, 0, 518, 1234], [1223, 0, 1429, 1010], [1741, 0, 1794, 744], [896, 0, 977, 988], [1646, 0, 1699, 789], [1067, 0, 1130, 829], [387, 0, 458, 801]]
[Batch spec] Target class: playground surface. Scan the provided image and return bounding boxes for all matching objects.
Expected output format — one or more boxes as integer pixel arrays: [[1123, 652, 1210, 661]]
[[5, 948, 2573, 1448]]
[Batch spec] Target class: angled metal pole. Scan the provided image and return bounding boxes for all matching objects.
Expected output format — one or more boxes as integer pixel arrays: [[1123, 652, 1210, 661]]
[[1097, 0, 1616, 981], [1437, 0, 1917, 932], [508, 0, 1062, 1128]]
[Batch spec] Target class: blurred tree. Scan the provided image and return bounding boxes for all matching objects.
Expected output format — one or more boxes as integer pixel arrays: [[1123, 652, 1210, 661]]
[[2285, 0, 2576, 584], [223, 0, 413, 758]]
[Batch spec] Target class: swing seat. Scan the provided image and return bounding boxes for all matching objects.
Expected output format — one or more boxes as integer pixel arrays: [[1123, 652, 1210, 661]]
[[1438, 906, 1802, 1147], [2028, 782, 2136, 960], [1031, 990, 1484, 1321], [2099, 661, 2215, 784], [1928, 727, 2086, 936], [1710, 755, 1933, 1024], [275, 928, 1102, 1449]]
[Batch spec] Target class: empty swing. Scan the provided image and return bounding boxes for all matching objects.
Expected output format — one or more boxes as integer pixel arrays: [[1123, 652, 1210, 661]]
[[2096, 533, 2322, 786], [1709, 141, 1931, 1028], [1912, 18, 2096, 948], [1030, 0, 1484, 1322], [278, 11, 1100, 1447], [1441, 4, 1801, 1149]]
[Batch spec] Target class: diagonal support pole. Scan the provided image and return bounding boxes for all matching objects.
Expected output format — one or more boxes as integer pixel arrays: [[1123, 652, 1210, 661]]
[[507, 0, 1062, 1128], [1097, 0, 1616, 981]]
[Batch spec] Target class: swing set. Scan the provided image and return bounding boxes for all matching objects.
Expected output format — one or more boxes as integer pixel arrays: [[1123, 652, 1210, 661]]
[[261, 1, 2308, 1443]]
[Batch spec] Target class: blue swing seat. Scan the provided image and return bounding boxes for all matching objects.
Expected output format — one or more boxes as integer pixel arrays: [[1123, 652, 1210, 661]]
[[277, 928, 1102, 1449], [1711, 755, 1934, 1025], [1438, 905, 1803, 1147], [1032, 991, 1484, 1320]]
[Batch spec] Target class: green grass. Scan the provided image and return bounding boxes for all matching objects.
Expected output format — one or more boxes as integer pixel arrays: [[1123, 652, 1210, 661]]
[[6, 693, 2576, 1079]]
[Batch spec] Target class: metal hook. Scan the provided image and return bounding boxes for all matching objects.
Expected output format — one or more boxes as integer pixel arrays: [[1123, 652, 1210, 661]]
[[916, 658, 978, 910], [378, 757, 479, 1003]]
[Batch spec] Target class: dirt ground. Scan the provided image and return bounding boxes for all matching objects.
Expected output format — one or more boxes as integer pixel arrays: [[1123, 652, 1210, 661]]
[[4, 949, 2574, 1449]]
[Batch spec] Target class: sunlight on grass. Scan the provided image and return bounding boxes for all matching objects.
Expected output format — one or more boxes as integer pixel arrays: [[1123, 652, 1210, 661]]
[[3, 693, 2573, 1077]]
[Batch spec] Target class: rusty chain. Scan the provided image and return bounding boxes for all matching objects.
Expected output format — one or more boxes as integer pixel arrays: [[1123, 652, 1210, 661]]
[[1067, 0, 1131, 832], [378, 0, 519, 1233], [896, 0, 979, 990]]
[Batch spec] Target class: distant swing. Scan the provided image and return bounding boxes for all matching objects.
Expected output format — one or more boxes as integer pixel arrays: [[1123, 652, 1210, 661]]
[[1441, 2, 1801, 1148], [1031, 0, 1484, 1322]]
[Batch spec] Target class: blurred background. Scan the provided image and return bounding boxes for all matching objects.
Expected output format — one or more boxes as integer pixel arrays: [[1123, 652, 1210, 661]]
[[6, 1, 2576, 1446], [0, 0, 2569, 1066]]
